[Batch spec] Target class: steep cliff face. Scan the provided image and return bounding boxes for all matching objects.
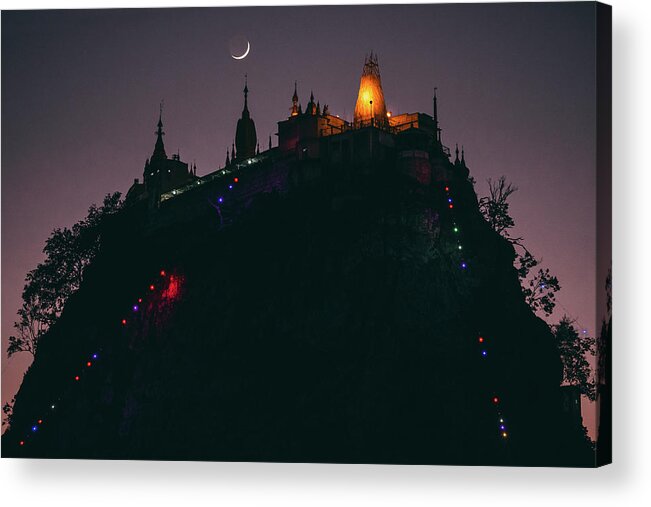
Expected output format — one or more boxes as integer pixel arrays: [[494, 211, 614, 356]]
[[3, 170, 593, 465]]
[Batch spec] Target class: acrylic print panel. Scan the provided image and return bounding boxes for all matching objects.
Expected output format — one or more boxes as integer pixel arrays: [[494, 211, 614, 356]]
[[1, 2, 611, 467]]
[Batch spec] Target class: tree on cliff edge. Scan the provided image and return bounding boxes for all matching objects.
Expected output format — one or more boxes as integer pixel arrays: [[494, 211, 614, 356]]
[[479, 176, 560, 317], [554, 316, 596, 401], [7, 192, 123, 358]]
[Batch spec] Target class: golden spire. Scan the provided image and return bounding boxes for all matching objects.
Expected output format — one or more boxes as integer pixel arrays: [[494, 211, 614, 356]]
[[353, 52, 387, 127]]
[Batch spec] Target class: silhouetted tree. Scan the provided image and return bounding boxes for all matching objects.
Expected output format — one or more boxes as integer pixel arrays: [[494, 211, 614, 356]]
[[479, 176, 521, 242], [2, 398, 14, 430], [7, 192, 122, 358], [521, 265, 561, 317], [480, 177, 561, 317], [554, 316, 596, 401]]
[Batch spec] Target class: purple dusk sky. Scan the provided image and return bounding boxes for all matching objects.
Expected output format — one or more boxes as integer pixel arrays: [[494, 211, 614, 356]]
[[1, 4, 599, 436]]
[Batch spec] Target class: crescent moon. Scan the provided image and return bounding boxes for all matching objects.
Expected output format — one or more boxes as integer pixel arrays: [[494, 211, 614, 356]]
[[232, 41, 250, 60]]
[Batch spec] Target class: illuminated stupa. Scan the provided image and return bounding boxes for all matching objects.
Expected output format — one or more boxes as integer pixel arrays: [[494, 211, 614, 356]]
[[353, 51, 388, 127]]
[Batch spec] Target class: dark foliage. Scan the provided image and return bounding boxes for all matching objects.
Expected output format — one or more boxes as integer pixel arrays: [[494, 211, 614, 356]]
[[480, 177, 561, 317], [7, 193, 122, 358], [554, 316, 596, 401]]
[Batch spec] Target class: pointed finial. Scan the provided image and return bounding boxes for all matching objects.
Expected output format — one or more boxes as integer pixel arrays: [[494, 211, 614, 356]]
[[461, 145, 465, 163], [433, 87, 438, 124], [152, 101, 167, 160], [242, 74, 249, 115], [268, 135, 272, 150], [291, 81, 299, 116], [455, 143, 460, 163]]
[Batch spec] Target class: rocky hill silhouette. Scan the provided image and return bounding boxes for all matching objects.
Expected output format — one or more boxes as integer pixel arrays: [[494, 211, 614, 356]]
[[2, 167, 594, 466]]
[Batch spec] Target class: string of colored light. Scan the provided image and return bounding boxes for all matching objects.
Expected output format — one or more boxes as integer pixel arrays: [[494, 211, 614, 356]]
[[210, 176, 240, 209], [17, 269, 172, 448], [445, 183, 509, 442]]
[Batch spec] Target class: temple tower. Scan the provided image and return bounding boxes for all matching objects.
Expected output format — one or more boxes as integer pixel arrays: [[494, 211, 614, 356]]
[[353, 52, 388, 127], [235, 75, 257, 160]]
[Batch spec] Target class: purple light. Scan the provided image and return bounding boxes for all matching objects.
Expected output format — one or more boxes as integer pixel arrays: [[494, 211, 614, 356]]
[[500, 425, 505, 430], [92, 354, 98, 359], [218, 197, 224, 203], [461, 262, 467, 269], [228, 185, 233, 189], [133, 305, 139, 312]]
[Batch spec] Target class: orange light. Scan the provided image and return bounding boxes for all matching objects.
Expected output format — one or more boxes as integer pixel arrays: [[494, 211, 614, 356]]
[[38, 419, 42, 424], [479, 337, 484, 343], [234, 177, 239, 183]]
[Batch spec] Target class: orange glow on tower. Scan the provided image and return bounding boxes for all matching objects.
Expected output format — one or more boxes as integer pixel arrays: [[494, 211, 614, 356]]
[[353, 52, 387, 127]]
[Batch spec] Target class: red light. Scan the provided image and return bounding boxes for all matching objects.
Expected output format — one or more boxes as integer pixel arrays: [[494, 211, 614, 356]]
[[479, 337, 484, 343], [19, 441, 24, 446], [38, 419, 42, 424], [121, 319, 127, 325], [87, 361, 92, 367], [445, 186, 449, 191], [75, 376, 80, 381], [138, 298, 142, 303], [493, 396, 499, 404], [160, 270, 166, 277], [149, 284, 155, 291], [234, 177, 239, 183], [449, 204, 454, 209]]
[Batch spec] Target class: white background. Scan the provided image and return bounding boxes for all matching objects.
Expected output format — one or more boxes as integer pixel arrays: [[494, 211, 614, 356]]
[[1, 0, 649, 505]]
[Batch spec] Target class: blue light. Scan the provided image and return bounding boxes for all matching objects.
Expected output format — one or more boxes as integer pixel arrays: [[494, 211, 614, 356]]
[[461, 262, 467, 269], [32, 426, 38, 432], [218, 197, 224, 203], [481, 351, 487, 356], [92, 354, 98, 359], [228, 185, 233, 189], [133, 305, 139, 312], [448, 198, 453, 203], [500, 425, 505, 430]]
